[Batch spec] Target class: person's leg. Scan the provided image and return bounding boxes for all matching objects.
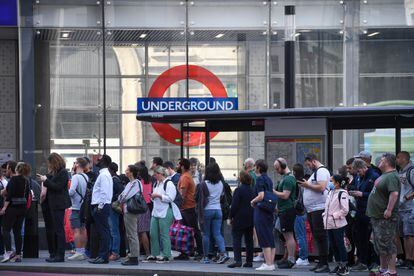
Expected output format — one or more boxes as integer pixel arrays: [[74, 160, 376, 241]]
[[2, 208, 16, 253], [149, 217, 160, 257], [245, 227, 254, 264], [124, 212, 139, 258], [92, 205, 111, 261], [139, 232, 150, 256], [159, 208, 173, 258], [232, 229, 242, 263], [294, 214, 309, 261], [333, 228, 348, 264], [183, 208, 203, 256], [52, 209, 66, 259], [202, 209, 214, 257], [310, 210, 329, 266], [12, 213, 25, 256], [211, 210, 226, 254], [262, 247, 274, 266], [41, 202, 56, 257], [109, 209, 120, 256], [283, 232, 296, 263]]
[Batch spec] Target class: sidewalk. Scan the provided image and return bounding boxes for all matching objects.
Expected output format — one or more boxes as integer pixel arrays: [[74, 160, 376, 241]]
[[0, 251, 412, 276]]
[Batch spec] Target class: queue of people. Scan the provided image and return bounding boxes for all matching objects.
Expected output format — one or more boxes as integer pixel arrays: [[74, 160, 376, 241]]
[[0, 150, 412, 276]]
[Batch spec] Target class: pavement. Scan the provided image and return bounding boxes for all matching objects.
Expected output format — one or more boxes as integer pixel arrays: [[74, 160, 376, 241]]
[[0, 251, 412, 276]]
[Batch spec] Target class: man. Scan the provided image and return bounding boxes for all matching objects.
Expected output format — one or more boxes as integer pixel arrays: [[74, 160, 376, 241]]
[[349, 159, 379, 271], [298, 153, 330, 273], [367, 153, 400, 276], [107, 162, 125, 261], [163, 161, 180, 186], [396, 151, 414, 269], [190, 158, 202, 186], [88, 154, 113, 264], [244, 158, 256, 187], [272, 158, 297, 269], [174, 158, 203, 260], [150, 157, 163, 185], [355, 150, 382, 176], [82, 156, 97, 258], [68, 157, 89, 261]]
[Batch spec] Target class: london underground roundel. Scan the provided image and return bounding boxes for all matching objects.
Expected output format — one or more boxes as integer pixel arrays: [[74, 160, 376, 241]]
[[148, 65, 228, 147]]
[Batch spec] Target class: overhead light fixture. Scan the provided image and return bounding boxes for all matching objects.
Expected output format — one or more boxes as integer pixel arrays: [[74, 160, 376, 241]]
[[60, 31, 71, 38], [367, 31, 380, 37], [215, 33, 224, 38], [299, 29, 311, 33], [363, 30, 368, 34], [139, 33, 147, 39], [294, 33, 301, 37]]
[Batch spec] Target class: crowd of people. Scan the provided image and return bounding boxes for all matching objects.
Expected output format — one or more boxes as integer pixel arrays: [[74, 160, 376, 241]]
[[0, 150, 413, 276]]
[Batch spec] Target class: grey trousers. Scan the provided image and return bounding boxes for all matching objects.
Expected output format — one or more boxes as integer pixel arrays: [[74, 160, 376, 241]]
[[124, 212, 140, 258]]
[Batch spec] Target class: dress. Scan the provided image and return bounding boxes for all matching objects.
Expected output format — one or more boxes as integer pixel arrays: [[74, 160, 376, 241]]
[[254, 173, 275, 248]]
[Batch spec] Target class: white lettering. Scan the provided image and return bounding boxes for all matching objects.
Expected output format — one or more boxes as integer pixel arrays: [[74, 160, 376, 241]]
[[160, 101, 168, 111], [197, 101, 207, 110], [226, 101, 234, 110], [141, 101, 151, 111], [216, 101, 225, 110]]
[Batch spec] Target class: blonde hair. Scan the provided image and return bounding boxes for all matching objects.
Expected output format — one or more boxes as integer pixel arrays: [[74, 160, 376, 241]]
[[153, 165, 168, 177]]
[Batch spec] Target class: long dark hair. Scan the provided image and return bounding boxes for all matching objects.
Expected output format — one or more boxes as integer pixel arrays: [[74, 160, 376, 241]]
[[136, 163, 151, 184], [204, 162, 222, 184], [292, 163, 305, 181]]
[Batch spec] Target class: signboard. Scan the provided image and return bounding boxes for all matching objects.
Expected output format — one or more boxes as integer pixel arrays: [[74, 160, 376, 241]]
[[0, 0, 17, 26], [143, 64, 236, 147], [137, 97, 238, 114], [0, 153, 13, 165]]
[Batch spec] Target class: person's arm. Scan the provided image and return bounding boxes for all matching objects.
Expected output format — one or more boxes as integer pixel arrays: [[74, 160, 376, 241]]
[[229, 188, 240, 219], [179, 175, 189, 199], [68, 175, 78, 197], [273, 189, 291, 199], [384, 191, 399, 219], [43, 170, 68, 191]]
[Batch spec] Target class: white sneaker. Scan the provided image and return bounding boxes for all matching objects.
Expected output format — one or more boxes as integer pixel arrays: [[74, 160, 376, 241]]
[[253, 255, 264, 262], [255, 263, 275, 271], [1, 251, 14, 263], [295, 258, 310, 266], [68, 253, 87, 261]]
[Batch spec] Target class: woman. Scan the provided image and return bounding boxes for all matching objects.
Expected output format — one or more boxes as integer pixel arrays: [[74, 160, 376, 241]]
[[323, 174, 349, 276], [145, 165, 181, 263], [0, 162, 31, 263], [136, 164, 152, 257], [198, 162, 229, 264], [37, 152, 71, 262], [250, 159, 275, 271], [117, 165, 142, 265], [292, 163, 310, 266], [227, 170, 255, 268]]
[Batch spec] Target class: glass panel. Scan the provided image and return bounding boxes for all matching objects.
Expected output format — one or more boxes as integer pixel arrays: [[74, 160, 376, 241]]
[[332, 129, 396, 173], [360, 0, 412, 27], [402, 129, 414, 158]]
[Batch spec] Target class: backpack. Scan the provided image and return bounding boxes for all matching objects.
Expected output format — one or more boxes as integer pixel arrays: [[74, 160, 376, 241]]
[[25, 178, 33, 210], [338, 190, 356, 214], [76, 174, 92, 223], [294, 182, 305, 215], [163, 179, 183, 208], [406, 167, 414, 189], [220, 181, 233, 220]]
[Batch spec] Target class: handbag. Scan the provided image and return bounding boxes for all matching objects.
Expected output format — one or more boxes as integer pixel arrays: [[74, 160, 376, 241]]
[[111, 200, 123, 214], [126, 180, 148, 214], [257, 190, 278, 213], [169, 220, 194, 255]]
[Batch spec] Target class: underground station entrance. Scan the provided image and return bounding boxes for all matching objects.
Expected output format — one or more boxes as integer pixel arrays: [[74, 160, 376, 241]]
[[137, 106, 414, 172]]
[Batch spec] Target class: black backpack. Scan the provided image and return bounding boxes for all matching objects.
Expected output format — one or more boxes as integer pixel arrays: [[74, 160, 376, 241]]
[[294, 182, 306, 215], [76, 174, 92, 223], [220, 180, 233, 220], [163, 179, 183, 208]]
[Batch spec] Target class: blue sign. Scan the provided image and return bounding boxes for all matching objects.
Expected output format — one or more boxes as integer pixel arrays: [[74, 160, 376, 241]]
[[137, 97, 238, 114], [0, 0, 17, 26]]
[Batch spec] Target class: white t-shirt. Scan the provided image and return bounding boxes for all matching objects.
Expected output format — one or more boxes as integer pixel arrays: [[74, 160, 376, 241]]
[[0, 178, 7, 190], [303, 166, 330, 212]]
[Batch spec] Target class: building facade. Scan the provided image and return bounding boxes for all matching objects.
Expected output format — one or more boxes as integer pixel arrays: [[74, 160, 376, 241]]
[[1, 0, 414, 180]]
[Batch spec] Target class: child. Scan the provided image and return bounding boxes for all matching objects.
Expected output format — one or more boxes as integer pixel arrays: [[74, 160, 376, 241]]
[[323, 174, 349, 276]]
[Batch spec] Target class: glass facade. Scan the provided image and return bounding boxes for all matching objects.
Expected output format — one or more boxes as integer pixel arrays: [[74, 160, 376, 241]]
[[13, 0, 414, 178]]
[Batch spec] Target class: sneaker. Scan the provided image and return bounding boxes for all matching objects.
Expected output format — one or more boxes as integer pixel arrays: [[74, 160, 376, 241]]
[[108, 253, 120, 261], [211, 254, 219, 262], [121, 257, 138, 266], [255, 263, 275, 271], [278, 260, 295, 269], [228, 262, 242, 268], [315, 264, 330, 273], [68, 253, 87, 261], [253, 254, 264, 262], [243, 262, 253, 268], [155, 256, 170, 264], [400, 260, 413, 270], [351, 263, 369, 272], [201, 257, 210, 264], [296, 258, 310, 266], [310, 264, 320, 272], [9, 255, 22, 263], [330, 265, 340, 274], [193, 253, 203, 261], [216, 254, 230, 264], [174, 253, 189, 260], [1, 251, 15, 263], [277, 258, 287, 265], [337, 265, 349, 276], [142, 255, 156, 262]]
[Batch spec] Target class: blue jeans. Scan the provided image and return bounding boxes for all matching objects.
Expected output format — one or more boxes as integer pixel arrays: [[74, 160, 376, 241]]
[[294, 214, 309, 260], [108, 208, 120, 255], [92, 204, 111, 261], [202, 209, 225, 257]]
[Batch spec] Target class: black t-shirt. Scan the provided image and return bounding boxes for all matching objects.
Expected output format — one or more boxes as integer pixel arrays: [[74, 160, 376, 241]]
[[6, 175, 29, 206]]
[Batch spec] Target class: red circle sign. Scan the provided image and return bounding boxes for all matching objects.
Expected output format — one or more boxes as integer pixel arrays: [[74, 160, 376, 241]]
[[148, 65, 228, 146]]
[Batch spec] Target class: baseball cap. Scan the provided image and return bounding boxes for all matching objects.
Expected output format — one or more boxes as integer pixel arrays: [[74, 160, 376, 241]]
[[354, 150, 372, 159]]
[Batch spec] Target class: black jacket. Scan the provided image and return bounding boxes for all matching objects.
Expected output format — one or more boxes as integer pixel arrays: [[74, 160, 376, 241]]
[[229, 183, 255, 230], [43, 168, 71, 210]]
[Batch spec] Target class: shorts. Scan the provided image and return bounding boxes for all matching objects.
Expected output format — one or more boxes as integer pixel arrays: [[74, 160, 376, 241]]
[[371, 217, 398, 256], [399, 210, 414, 237], [279, 207, 296, 233], [70, 210, 84, 229]]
